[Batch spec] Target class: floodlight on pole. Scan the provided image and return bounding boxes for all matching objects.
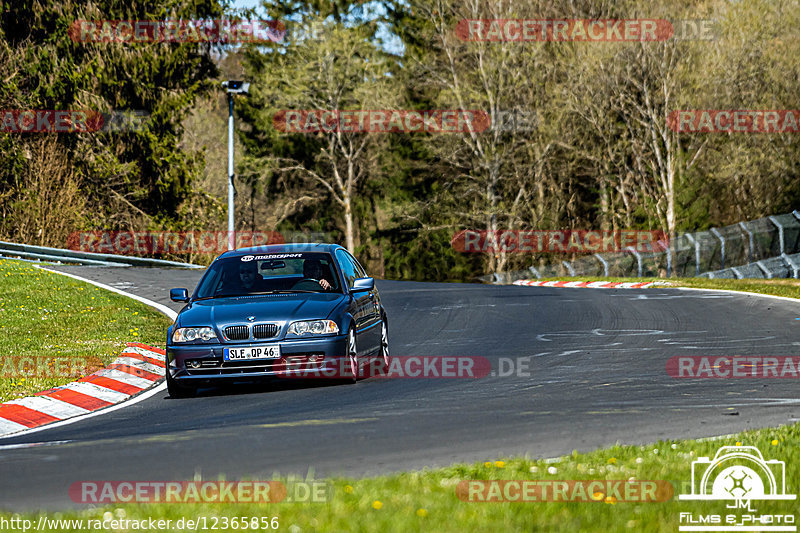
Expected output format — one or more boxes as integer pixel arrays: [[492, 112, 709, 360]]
[[222, 80, 250, 250]]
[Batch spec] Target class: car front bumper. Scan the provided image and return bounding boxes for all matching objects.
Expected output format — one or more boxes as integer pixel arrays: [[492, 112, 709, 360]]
[[167, 334, 348, 383]]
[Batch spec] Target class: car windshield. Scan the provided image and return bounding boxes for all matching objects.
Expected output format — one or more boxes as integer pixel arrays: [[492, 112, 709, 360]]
[[194, 252, 341, 298]]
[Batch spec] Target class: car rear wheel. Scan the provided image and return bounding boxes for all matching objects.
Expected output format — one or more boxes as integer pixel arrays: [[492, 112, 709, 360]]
[[347, 328, 359, 383], [166, 370, 196, 398]]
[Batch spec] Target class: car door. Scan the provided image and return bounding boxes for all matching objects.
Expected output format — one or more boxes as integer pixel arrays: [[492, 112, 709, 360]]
[[335, 249, 379, 356], [344, 250, 381, 353]]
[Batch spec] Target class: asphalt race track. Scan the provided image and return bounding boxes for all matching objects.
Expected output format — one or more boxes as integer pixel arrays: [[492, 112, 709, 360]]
[[1, 265, 799, 510]]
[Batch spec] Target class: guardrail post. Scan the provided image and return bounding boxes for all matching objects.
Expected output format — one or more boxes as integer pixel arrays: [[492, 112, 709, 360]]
[[738, 222, 754, 263], [685, 233, 700, 276], [626, 246, 643, 277], [561, 260, 576, 277], [528, 266, 541, 279], [594, 254, 609, 277], [755, 261, 773, 279], [710, 227, 725, 269], [784, 254, 800, 279], [768, 215, 785, 255]]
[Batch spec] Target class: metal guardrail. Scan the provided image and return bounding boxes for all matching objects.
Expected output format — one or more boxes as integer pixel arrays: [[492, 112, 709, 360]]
[[0, 241, 205, 269], [484, 210, 800, 283]]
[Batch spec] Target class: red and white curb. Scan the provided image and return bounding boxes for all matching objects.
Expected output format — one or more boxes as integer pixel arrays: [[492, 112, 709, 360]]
[[513, 279, 672, 289], [0, 343, 166, 438]]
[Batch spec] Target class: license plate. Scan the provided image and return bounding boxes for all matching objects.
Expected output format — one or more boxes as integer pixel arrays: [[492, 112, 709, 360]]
[[224, 345, 281, 361]]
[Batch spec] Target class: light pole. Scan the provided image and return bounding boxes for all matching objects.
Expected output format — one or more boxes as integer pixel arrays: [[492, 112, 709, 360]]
[[221, 80, 250, 250]]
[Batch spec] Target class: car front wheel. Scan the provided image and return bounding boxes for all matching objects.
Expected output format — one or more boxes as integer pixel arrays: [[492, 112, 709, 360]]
[[380, 319, 390, 369], [347, 328, 359, 383], [166, 370, 196, 398]]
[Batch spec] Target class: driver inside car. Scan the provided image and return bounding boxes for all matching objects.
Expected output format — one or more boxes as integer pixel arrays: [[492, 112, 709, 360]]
[[238, 262, 260, 290], [219, 261, 263, 294], [303, 259, 333, 291]]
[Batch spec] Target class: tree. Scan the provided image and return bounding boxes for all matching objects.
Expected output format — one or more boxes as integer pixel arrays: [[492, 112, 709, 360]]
[[240, 16, 399, 252]]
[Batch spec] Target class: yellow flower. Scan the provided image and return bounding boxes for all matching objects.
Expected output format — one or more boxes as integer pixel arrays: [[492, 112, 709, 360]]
[[591, 491, 604, 501], [604, 496, 617, 505], [484, 461, 492, 468], [736, 441, 742, 446], [771, 439, 779, 446], [343, 485, 353, 494], [607, 458, 616, 464], [494, 461, 505, 468], [416, 509, 428, 517], [372, 501, 383, 510]]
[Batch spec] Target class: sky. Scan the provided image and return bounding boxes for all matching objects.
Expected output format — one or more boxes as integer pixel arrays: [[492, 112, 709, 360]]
[[232, 0, 262, 12], [228, 0, 404, 55]]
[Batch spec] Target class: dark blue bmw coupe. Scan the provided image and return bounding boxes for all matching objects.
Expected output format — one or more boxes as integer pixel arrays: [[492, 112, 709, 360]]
[[166, 243, 389, 397]]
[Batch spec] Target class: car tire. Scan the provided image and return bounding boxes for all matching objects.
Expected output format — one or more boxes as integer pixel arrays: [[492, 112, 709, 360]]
[[166, 370, 196, 398], [347, 327, 359, 383], [380, 318, 390, 370]]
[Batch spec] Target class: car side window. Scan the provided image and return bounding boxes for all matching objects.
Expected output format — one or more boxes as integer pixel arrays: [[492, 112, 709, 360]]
[[335, 250, 360, 289], [347, 252, 367, 278]]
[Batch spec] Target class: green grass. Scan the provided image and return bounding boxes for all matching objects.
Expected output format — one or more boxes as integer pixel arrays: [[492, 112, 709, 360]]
[[1, 266, 799, 531], [2, 426, 797, 532], [0, 259, 172, 402]]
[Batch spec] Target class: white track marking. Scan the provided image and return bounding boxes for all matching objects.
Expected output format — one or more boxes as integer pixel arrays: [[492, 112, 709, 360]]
[[34, 266, 178, 321], [90, 369, 157, 389], [0, 419, 30, 434], [0, 383, 166, 439], [122, 345, 168, 360], [113, 357, 165, 375], [63, 382, 130, 403], [5, 397, 90, 419]]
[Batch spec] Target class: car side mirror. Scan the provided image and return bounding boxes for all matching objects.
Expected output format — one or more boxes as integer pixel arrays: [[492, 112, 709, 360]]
[[351, 277, 374, 293], [170, 288, 190, 302]]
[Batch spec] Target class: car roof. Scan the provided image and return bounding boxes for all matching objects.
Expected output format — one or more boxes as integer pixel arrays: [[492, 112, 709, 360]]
[[218, 243, 343, 259]]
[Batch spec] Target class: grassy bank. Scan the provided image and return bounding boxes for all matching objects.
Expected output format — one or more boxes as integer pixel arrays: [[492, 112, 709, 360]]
[[0, 259, 172, 402], [3, 424, 797, 532]]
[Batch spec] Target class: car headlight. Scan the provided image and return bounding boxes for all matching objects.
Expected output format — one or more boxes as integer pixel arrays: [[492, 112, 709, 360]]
[[286, 320, 339, 336], [172, 327, 218, 343]]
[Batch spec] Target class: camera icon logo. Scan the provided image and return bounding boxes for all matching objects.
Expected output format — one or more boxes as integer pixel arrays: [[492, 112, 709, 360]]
[[679, 446, 795, 501]]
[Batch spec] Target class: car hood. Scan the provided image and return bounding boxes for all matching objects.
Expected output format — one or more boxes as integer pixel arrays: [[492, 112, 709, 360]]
[[177, 293, 346, 329]]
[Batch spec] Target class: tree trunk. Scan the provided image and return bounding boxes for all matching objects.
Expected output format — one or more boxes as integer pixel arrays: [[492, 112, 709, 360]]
[[344, 195, 355, 253]]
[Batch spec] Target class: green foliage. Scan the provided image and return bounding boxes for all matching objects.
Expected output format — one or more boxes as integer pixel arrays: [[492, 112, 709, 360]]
[[2, 0, 800, 280], [0, 0, 221, 242]]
